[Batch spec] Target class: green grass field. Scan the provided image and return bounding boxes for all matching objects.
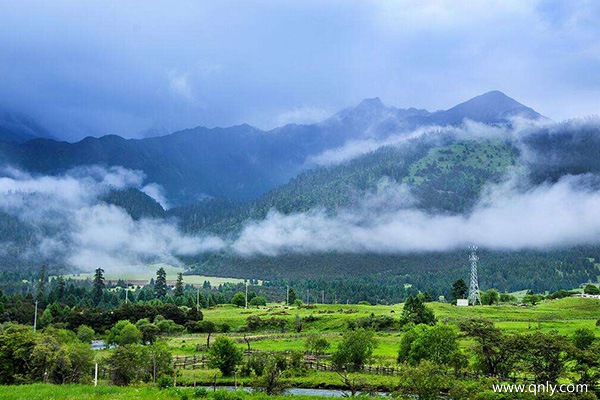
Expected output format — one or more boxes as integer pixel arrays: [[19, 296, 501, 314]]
[[59, 264, 256, 286], [2, 297, 599, 398], [165, 297, 600, 366]]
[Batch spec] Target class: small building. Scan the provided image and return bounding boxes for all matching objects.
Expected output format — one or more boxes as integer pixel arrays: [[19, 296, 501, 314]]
[[457, 299, 469, 307]]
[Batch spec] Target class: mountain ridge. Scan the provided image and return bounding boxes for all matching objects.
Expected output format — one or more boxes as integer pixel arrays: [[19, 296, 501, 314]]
[[0, 91, 544, 205]]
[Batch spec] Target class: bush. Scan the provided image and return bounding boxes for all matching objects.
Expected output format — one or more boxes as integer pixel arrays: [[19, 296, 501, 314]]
[[583, 284, 600, 295], [305, 335, 330, 355], [212, 390, 244, 400], [194, 387, 208, 398], [157, 375, 173, 389], [249, 296, 267, 307]]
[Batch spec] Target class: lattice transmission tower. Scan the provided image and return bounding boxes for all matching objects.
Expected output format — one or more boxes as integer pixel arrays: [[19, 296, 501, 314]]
[[468, 245, 482, 306]]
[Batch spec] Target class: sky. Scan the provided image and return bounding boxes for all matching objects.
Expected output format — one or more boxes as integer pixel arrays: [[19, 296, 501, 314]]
[[1, 0, 600, 141]]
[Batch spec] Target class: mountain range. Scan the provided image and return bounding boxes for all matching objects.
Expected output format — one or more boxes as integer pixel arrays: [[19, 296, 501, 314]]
[[5, 90, 599, 297], [0, 91, 543, 205]]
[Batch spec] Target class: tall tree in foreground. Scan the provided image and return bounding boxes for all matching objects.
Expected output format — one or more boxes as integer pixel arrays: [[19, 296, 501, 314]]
[[174, 273, 184, 297], [155, 267, 167, 299], [92, 268, 105, 306]]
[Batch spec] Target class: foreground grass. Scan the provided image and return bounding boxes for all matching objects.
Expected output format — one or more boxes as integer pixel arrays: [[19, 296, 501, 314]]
[[0, 384, 324, 400]]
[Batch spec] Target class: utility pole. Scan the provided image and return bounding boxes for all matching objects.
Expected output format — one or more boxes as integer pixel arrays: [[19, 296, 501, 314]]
[[245, 280, 248, 309], [322, 290, 325, 304], [306, 290, 309, 304], [125, 287, 129, 304], [33, 300, 38, 332], [286, 285, 289, 306], [94, 362, 98, 386]]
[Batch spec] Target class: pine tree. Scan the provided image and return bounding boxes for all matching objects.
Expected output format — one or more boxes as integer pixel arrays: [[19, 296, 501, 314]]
[[450, 279, 468, 302], [92, 268, 105, 306], [35, 264, 47, 303], [288, 288, 297, 304], [57, 276, 66, 301], [155, 267, 167, 299], [174, 273, 184, 297]]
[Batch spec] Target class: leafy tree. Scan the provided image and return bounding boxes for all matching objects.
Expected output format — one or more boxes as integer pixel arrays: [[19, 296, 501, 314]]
[[174, 273, 184, 297], [398, 324, 457, 365], [154, 268, 167, 299], [107, 320, 142, 346], [251, 355, 289, 395], [400, 295, 436, 326], [76, 325, 95, 344], [572, 328, 596, 351], [450, 279, 467, 303], [249, 296, 267, 307], [396, 360, 450, 400], [107, 344, 146, 386], [583, 284, 600, 295], [143, 340, 172, 383], [331, 329, 377, 371], [522, 293, 544, 305], [0, 324, 37, 384], [92, 268, 105, 306], [231, 292, 246, 307], [520, 331, 569, 384], [458, 319, 521, 378], [208, 336, 243, 376], [481, 289, 499, 305], [135, 319, 160, 344]]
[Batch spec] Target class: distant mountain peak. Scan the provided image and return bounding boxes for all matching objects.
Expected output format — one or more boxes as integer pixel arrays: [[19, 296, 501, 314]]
[[356, 97, 384, 109], [424, 90, 545, 125]]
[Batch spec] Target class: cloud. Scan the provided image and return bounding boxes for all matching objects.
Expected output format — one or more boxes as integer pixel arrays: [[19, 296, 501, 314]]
[[1, 1, 600, 139], [0, 166, 224, 271], [168, 70, 195, 103], [306, 119, 526, 166], [142, 183, 170, 209], [275, 106, 332, 127], [231, 173, 600, 256]]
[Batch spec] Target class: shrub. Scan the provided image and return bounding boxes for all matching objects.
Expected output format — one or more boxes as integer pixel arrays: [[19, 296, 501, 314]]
[[157, 375, 173, 389], [583, 284, 600, 295], [249, 296, 267, 307]]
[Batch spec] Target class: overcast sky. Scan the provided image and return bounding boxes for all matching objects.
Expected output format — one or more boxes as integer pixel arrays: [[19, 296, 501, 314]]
[[1, 0, 599, 140]]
